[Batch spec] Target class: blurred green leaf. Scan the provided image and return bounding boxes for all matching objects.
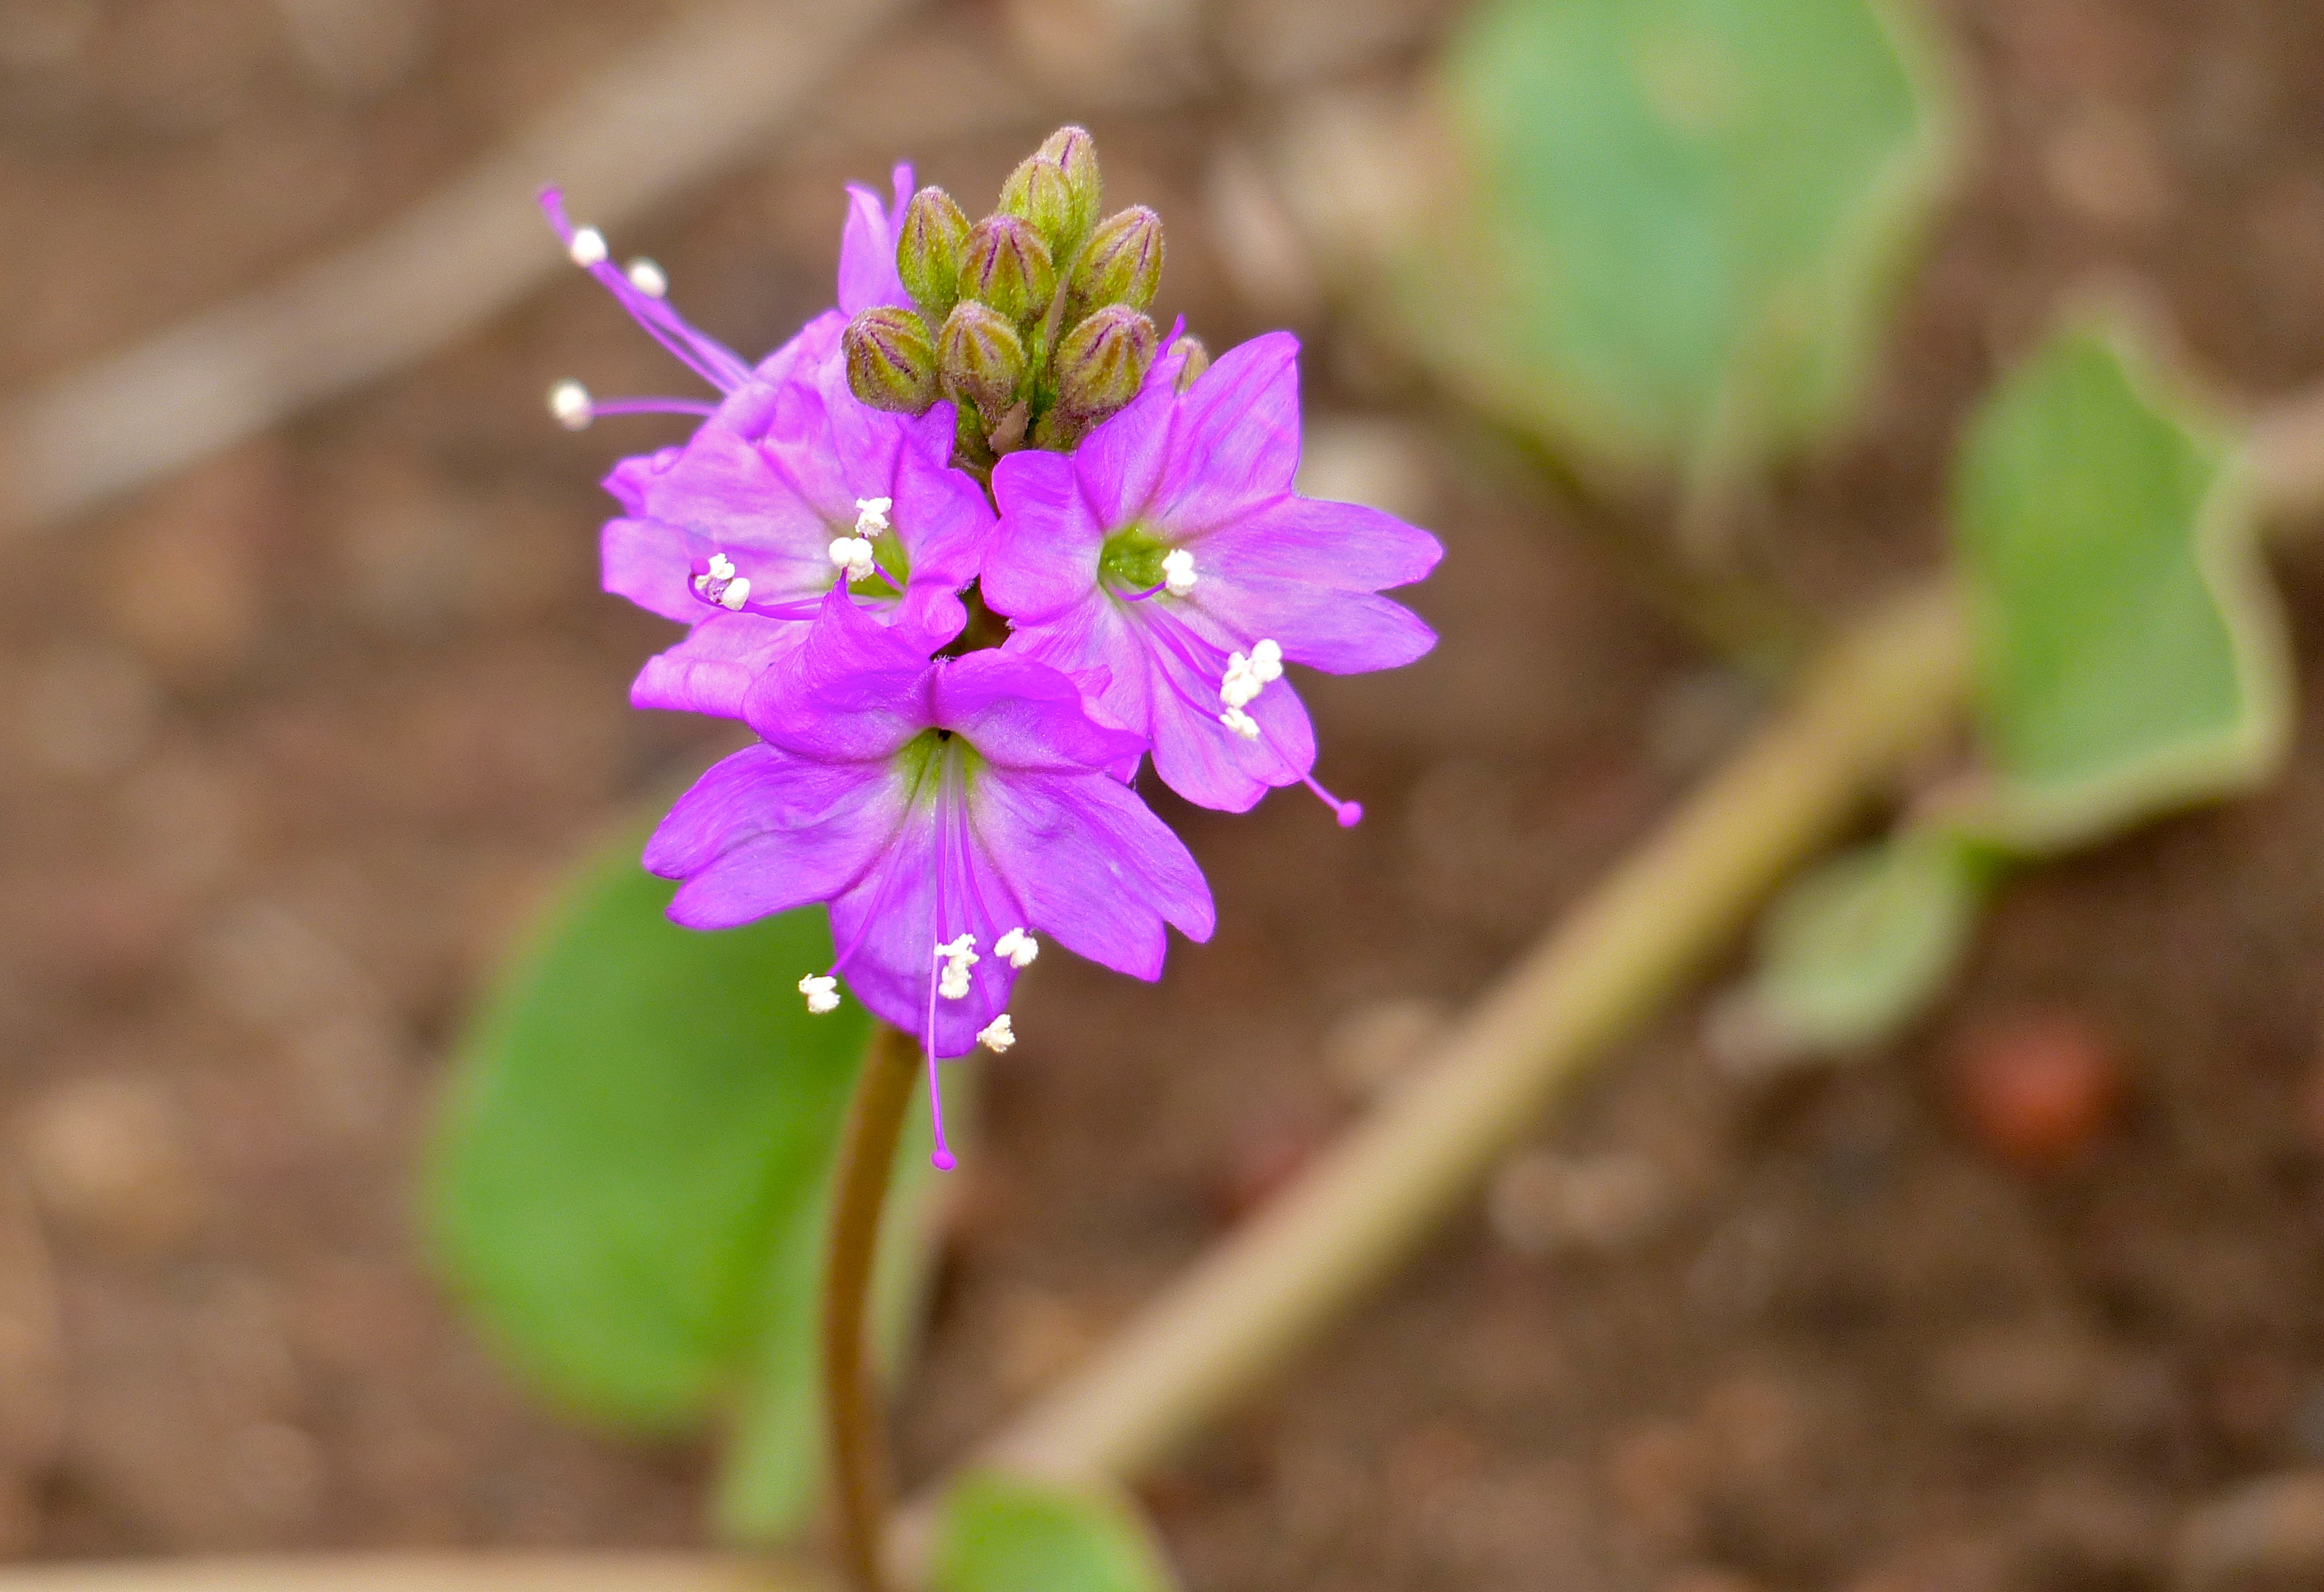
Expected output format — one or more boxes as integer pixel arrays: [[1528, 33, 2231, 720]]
[[931, 1472, 1181, 1592], [428, 827, 947, 1544], [1734, 829, 1989, 1057], [1952, 318, 2293, 851], [1419, 0, 1957, 485]]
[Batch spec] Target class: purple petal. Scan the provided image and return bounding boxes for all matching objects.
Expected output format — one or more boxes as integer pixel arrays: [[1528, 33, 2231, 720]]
[[825, 791, 1028, 1057], [650, 745, 900, 928], [1196, 494, 1443, 593], [931, 651, 1149, 773], [1182, 583, 1437, 675], [837, 163, 913, 315], [709, 311, 847, 440], [745, 590, 934, 761], [972, 763, 1214, 978], [601, 515, 706, 624], [984, 449, 1108, 624], [629, 612, 810, 717], [1148, 331, 1304, 532]]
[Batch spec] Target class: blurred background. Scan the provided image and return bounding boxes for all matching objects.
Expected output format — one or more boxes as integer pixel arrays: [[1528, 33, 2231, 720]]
[[7, 1, 2324, 1589]]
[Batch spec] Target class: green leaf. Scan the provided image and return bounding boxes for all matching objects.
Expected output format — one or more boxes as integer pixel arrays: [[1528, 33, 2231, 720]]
[[931, 1472, 1182, 1592], [428, 826, 948, 1543], [1417, 0, 1958, 485], [1733, 829, 1990, 1057], [1951, 317, 2294, 852]]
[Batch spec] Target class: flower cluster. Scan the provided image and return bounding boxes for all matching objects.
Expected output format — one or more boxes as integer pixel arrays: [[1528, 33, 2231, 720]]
[[547, 130, 1441, 1167]]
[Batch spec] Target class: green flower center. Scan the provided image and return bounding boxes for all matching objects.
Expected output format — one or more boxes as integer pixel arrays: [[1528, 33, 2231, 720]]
[[1098, 524, 1171, 592]]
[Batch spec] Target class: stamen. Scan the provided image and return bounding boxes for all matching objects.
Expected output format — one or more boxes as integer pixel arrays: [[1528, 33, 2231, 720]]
[[1220, 705, 1261, 740], [829, 536, 877, 584], [978, 1014, 1016, 1053], [798, 974, 840, 1014], [935, 933, 979, 1000], [993, 927, 1039, 968], [568, 227, 608, 268], [692, 553, 752, 611], [855, 497, 893, 537], [538, 190, 753, 393], [548, 379, 594, 431], [1162, 548, 1196, 595], [625, 257, 667, 298]]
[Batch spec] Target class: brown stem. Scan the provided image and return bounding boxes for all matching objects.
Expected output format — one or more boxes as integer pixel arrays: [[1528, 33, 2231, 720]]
[[820, 1022, 921, 1592]]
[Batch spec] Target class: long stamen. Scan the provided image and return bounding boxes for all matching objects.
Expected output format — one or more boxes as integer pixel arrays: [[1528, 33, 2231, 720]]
[[1140, 609, 1364, 825], [922, 745, 961, 1172], [539, 188, 753, 393]]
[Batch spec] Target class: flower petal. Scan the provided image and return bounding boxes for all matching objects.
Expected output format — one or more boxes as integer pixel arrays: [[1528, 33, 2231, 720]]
[[629, 612, 811, 718], [972, 761, 1214, 979], [931, 650, 1149, 773], [837, 163, 913, 315], [1196, 493, 1443, 593], [1148, 331, 1304, 532], [650, 745, 900, 927]]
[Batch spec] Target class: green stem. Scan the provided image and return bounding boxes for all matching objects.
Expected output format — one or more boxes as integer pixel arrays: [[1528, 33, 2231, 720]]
[[887, 582, 1970, 1577], [821, 1022, 922, 1592]]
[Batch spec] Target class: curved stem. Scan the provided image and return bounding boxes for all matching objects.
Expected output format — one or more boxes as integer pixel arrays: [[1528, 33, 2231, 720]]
[[821, 1022, 922, 1592]]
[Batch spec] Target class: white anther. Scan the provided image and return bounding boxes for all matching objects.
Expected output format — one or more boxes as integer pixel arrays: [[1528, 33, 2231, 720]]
[[935, 933, 980, 1000], [1249, 638, 1284, 682], [549, 380, 594, 430], [1161, 548, 1196, 595], [1221, 705, 1261, 740], [625, 257, 667, 298], [798, 974, 841, 1014], [993, 927, 1039, 968], [854, 497, 893, 536], [693, 553, 751, 610], [829, 535, 877, 583], [978, 1014, 1016, 1053], [568, 227, 608, 268]]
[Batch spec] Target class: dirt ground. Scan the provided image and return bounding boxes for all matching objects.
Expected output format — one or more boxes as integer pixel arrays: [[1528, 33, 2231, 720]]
[[7, 1, 2324, 1589]]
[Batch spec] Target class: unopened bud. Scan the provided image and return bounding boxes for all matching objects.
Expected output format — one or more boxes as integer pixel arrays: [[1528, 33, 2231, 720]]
[[1001, 135, 1100, 264], [1051, 306, 1157, 441], [844, 306, 940, 414], [937, 300, 1028, 427], [1171, 334, 1211, 393], [956, 214, 1056, 327], [1061, 206, 1162, 329], [1038, 125, 1101, 209], [897, 186, 970, 328]]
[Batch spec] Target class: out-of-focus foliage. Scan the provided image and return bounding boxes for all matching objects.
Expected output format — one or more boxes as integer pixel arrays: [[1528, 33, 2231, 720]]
[[1738, 831, 1991, 1056], [1416, 0, 1958, 489], [428, 829, 945, 1543], [1735, 317, 2294, 1057], [1951, 321, 2292, 850], [932, 1471, 1182, 1592]]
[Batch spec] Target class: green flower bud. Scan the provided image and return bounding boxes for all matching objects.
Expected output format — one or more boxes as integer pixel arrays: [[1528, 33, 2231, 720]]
[[1038, 124, 1101, 207], [956, 214, 1056, 328], [896, 186, 970, 328], [936, 300, 1028, 428], [1061, 206, 1162, 329], [1049, 305, 1157, 445], [1170, 333, 1211, 393], [843, 306, 940, 414], [1001, 127, 1101, 264]]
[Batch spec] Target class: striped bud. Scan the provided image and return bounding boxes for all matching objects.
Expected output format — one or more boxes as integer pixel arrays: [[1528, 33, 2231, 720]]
[[1049, 306, 1157, 445], [896, 186, 970, 329], [843, 306, 940, 414], [956, 213, 1056, 328], [1061, 206, 1162, 330], [937, 300, 1028, 428]]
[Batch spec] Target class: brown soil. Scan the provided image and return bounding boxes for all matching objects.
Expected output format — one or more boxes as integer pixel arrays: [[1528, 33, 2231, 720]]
[[6, 1, 2324, 1589]]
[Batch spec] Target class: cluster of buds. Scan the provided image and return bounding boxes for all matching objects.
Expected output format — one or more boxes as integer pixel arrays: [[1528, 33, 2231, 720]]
[[841, 126, 1200, 469]]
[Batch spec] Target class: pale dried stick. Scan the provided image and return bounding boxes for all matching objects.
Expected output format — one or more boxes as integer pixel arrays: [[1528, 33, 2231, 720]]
[[885, 580, 1972, 1577], [0, 0, 916, 539]]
